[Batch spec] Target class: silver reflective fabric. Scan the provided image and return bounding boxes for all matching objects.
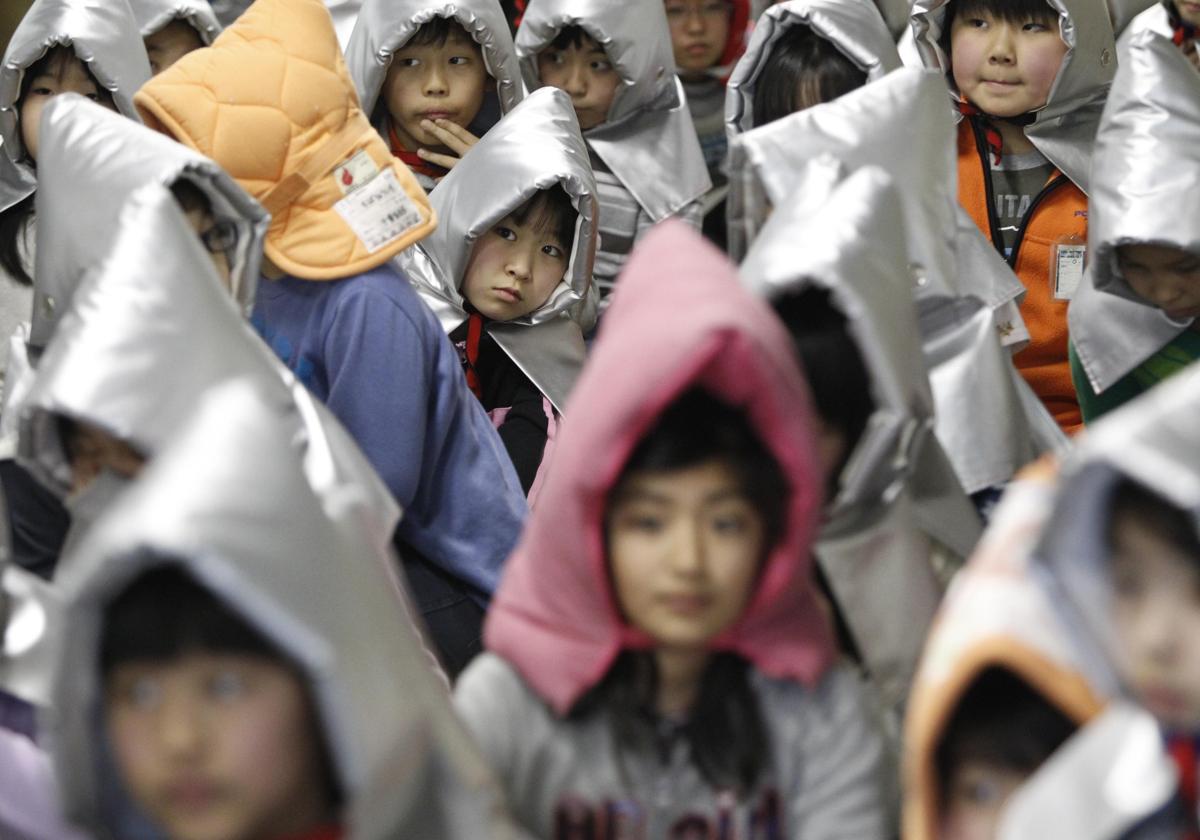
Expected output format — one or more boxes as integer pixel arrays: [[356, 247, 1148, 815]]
[[18, 186, 400, 555], [346, 0, 523, 122], [49, 378, 527, 840], [1111, 0, 1165, 40], [208, 0, 253, 26], [725, 0, 901, 138], [127, 0, 221, 41], [396, 88, 597, 411], [0, 483, 62, 709], [1070, 30, 1200, 395], [875, 0, 913, 38], [515, 0, 711, 220], [911, 0, 1116, 194], [0, 136, 35, 217], [1037, 362, 1200, 698], [998, 703, 1179, 840], [328, 0, 365, 48], [740, 165, 980, 710], [0, 0, 150, 205], [30, 94, 267, 351]]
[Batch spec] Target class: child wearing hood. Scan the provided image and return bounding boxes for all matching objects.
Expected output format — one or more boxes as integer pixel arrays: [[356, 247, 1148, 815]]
[[1122, 0, 1200, 67], [127, 0, 221, 75], [135, 0, 528, 677], [455, 223, 889, 838], [911, 0, 1116, 435], [515, 0, 711, 302], [397, 87, 598, 497], [1070, 30, 1200, 423], [345, 0, 524, 191]]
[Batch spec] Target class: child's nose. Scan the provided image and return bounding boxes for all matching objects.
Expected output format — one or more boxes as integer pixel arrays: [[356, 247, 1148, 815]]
[[422, 64, 449, 96], [986, 26, 1017, 63], [563, 65, 588, 97]]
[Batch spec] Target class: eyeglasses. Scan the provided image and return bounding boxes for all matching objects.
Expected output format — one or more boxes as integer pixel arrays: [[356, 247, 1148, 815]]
[[199, 219, 240, 256]]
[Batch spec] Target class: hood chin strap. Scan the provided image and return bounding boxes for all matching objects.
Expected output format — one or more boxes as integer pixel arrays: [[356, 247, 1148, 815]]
[[1171, 4, 1197, 46], [956, 98, 1037, 166]]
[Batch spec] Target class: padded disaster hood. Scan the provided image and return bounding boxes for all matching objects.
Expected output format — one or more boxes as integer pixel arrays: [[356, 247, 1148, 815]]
[[0, 0, 150, 210], [911, 0, 1116, 193], [30, 93, 267, 351], [135, 0, 436, 281], [127, 0, 221, 40], [515, 0, 711, 220], [49, 378, 526, 840], [725, 0, 901, 137], [1070, 29, 1200, 395], [346, 0, 523, 123], [18, 186, 399, 555], [484, 222, 835, 716], [397, 88, 598, 411]]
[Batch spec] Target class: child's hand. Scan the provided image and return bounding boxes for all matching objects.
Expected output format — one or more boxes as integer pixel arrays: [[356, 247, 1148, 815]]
[[416, 119, 480, 170]]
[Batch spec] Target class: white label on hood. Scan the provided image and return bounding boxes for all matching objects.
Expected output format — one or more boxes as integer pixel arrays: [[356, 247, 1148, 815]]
[[1053, 243, 1086, 302], [334, 149, 380, 196], [334, 169, 423, 253]]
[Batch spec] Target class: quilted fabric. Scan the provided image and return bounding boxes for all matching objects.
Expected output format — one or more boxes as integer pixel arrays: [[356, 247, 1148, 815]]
[[134, 0, 436, 280]]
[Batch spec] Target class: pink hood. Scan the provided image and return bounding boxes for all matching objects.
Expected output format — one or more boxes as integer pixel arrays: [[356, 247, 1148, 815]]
[[484, 221, 836, 716]]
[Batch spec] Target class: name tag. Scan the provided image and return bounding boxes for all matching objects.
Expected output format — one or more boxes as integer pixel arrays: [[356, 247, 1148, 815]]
[[1052, 240, 1086, 302], [334, 168, 423, 253]]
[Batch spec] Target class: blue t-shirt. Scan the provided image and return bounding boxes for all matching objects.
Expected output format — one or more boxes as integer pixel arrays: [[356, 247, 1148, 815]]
[[252, 263, 527, 605]]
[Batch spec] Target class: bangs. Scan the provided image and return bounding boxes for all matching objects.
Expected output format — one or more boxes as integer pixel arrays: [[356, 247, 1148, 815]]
[[405, 15, 477, 50], [510, 185, 578, 250], [948, 0, 1061, 26]]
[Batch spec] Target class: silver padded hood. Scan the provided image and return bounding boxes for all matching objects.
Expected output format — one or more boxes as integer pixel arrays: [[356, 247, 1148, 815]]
[[48, 377, 526, 840], [30, 94, 267, 351], [127, 0, 221, 41], [346, 0, 523, 123], [396, 88, 597, 412], [1036, 362, 1200, 700], [911, 0, 1116, 193], [0, 0, 151, 206], [725, 0, 901, 138], [1110, 0, 1164, 40], [1070, 29, 1200, 395], [515, 0, 711, 220], [876, 0, 914, 38], [17, 186, 399, 555]]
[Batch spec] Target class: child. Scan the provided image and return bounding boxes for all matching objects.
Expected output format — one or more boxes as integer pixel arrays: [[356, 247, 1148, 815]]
[[725, 0, 899, 135], [49, 378, 524, 840], [455, 222, 889, 837], [0, 0, 149, 394], [741, 165, 981, 724], [912, 0, 1116, 435], [1122, 0, 1200, 67], [1069, 30, 1200, 423], [346, 0, 523, 190], [902, 458, 1104, 840], [516, 0, 711, 300], [135, 0, 528, 677], [397, 87, 597, 497], [128, 0, 221, 76]]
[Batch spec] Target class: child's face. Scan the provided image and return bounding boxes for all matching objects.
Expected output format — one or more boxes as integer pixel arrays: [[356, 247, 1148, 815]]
[[66, 420, 146, 496], [1117, 243, 1200, 322], [145, 20, 205, 76], [1178, 1, 1200, 27], [177, 202, 236, 294], [665, 0, 731, 76], [106, 652, 333, 840], [460, 211, 570, 321], [939, 760, 1028, 840], [20, 53, 114, 162], [1111, 511, 1200, 731], [537, 33, 622, 131], [949, 8, 1067, 119], [381, 29, 488, 153], [607, 459, 765, 651]]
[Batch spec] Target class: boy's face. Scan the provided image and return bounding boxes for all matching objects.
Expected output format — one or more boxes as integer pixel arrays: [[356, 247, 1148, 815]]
[[607, 459, 765, 652], [949, 8, 1067, 119], [1111, 511, 1200, 732], [106, 652, 333, 840], [665, 0, 731, 76], [20, 54, 114, 162], [1117, 243, 1200, 322], [939, 760, 1027, 840], [460, 212, 570, 321], [381, 28, 488, 153], [537, 33, 622, 131], [145, 19, 205, 76]]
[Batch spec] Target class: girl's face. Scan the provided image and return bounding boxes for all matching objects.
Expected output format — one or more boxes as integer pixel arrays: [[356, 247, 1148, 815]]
[[1117, 243, 1200, 322], [461, 211, 570, 322], [537, 34, 622, 131], [665, 0, 731, 76], [19, 51, 114, 162], [1178, 1, 1200, 27], [949, 10, 1067, 119], [145, 19, 205, 76], [607, 458, 766, 651]]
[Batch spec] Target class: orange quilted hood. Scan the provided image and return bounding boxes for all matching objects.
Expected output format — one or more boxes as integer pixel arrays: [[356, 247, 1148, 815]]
[[134, 0, 436, 281]]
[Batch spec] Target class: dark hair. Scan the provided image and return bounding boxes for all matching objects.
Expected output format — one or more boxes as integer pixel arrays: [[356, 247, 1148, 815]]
[[1108, 479, 1200, 562], [940, 0, 1060, 56], [935, 667, 1076, 805], [548, 24, 596, 52], [773, 287, 874, 492], [510, 185, 577, 253], [170, 177, 213, 216], [751, 24, 867, 128], [406, 14, 477, 49], [0, 47, 114, 286]]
